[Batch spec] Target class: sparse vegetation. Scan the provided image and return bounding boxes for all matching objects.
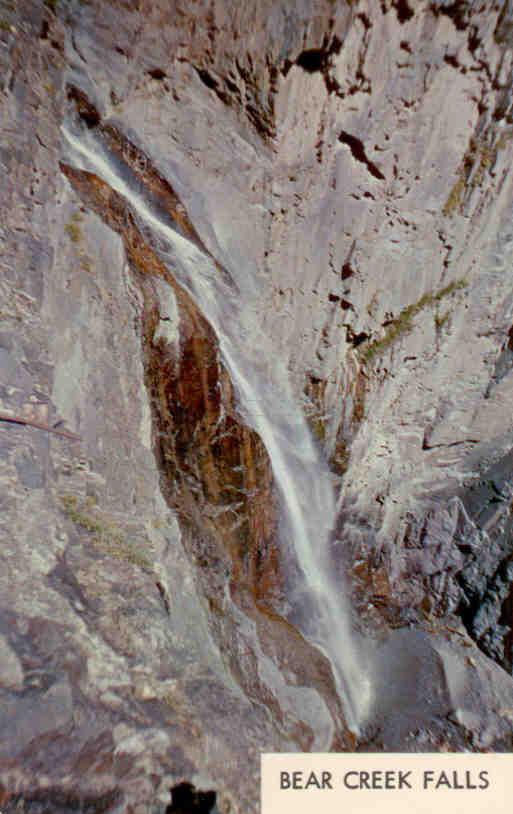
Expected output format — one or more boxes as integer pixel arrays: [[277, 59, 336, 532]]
[[331, 437, 350, 476], [65, 222, 81, 242], [434, 309, 451, 331], [360, 278, 467, 363], [443, 175, 466, 216], [443, 131, 513, 216], [0, 19, 11, 31], [303, 376, 328, 444], [65, 212, 83, 243], [64, 212, 94, 273], [310, 416, 327, 443], [496, 130, 513, 151], [443, 137, 488, 216], [470, 141, 495, 190], [60, 494, 153, 572]]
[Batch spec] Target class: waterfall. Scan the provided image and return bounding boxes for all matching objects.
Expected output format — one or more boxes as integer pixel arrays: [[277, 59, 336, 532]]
[[61, 120, 371, 733]]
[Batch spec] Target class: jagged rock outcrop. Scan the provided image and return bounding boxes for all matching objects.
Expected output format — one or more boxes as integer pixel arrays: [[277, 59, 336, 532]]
[[3, 0, 513, 811]]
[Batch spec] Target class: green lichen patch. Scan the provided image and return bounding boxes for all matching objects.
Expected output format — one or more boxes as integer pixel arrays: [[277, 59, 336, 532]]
[[59, 494, 153, 572], [360, 278, 467, 364]]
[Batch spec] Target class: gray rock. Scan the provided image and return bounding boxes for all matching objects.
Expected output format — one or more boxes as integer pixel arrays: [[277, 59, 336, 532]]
[[3, 0, 513, 811]]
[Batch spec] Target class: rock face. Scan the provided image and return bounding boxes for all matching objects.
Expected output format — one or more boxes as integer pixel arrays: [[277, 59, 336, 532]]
[[3, 0, 513, 811]]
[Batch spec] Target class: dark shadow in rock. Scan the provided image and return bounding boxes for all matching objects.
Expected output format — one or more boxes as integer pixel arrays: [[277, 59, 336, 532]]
[[363, 627, 451, 748], [166, 782, 217, 814], [360, 626, 513, 750]]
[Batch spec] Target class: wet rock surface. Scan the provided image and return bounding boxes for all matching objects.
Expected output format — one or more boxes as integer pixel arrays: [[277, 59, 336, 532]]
[[3, 0, 513, 811]]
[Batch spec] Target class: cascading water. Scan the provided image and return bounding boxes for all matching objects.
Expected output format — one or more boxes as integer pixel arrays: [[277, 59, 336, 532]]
[[61, 117, 372, 734]]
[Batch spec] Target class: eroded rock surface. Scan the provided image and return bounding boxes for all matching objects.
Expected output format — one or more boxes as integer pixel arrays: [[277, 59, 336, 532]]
[[3, 0, 513, 811]]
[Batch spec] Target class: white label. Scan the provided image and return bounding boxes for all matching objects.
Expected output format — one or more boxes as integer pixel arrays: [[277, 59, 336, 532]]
[[261, 753, 512, 814]]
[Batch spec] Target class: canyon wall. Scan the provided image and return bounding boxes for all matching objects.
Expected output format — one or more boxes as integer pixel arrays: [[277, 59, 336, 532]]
[[2, 1, 513, 812]]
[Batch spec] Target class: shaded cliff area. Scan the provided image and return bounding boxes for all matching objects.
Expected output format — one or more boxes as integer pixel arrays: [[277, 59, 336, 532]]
[[3, 0, 513, 811]]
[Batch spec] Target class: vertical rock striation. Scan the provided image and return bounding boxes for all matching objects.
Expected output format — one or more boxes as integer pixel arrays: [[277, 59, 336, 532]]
[[3, 0, 513, 810]]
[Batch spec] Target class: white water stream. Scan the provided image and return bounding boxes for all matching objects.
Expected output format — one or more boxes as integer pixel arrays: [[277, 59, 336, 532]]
[[62, 121, 371, 733]]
